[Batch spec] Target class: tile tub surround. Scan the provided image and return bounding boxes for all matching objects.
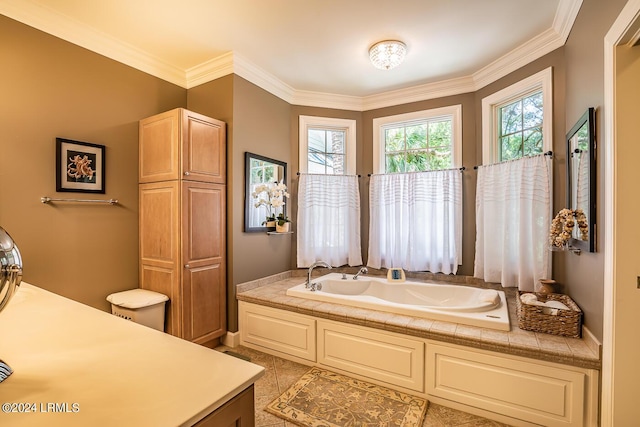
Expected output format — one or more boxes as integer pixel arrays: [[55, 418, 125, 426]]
[[236, 270, 600, 370]]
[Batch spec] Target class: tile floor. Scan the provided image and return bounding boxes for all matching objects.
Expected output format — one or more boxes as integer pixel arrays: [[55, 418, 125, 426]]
[[216, 345, 511, 427]]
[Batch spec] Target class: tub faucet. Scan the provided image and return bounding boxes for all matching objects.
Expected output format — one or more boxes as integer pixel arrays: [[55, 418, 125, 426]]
[[307, 261, 331, 291], [353, 267, 368, 280]]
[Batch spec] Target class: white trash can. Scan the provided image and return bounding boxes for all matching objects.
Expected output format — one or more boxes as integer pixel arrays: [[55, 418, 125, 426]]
[[106, 289, 169, 331]]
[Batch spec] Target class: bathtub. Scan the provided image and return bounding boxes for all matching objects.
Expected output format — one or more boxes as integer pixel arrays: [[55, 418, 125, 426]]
[[286, 273, 510, 331]]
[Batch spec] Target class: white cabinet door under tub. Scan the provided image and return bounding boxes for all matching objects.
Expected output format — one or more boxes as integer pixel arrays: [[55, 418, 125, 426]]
[[426, 343, 599, 427], [239, 301, 316, 362], [317, 320, 425, 393]]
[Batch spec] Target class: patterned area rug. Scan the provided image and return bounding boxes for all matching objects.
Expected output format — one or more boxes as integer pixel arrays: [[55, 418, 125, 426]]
[[265, 367, 428, 427]]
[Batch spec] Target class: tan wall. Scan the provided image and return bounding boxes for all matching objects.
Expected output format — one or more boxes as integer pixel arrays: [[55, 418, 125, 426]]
[[231, 77, 291, 331], [233, 77, 292, 282], [189, 76, 292, 331], [0, 16, 186, 311], [558, 0, 628, 342]]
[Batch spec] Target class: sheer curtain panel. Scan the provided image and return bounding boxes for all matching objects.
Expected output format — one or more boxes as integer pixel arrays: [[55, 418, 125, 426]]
[[297, 174, 362, 267], [474, 154, 552, 291], [368, 170, 462, 274]]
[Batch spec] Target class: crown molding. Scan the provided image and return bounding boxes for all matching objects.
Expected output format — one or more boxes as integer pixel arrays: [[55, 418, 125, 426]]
[[471, 0, 581, 91], [185, 52, 234, 89], [362, 76, 476, 111], [231, 53, 297, 103], [554, 0, 583, 42], [471, 27, 564, 91], [0, 0, 186, 87], [2, 0, 582, 111], [292, 90, 364, 111]]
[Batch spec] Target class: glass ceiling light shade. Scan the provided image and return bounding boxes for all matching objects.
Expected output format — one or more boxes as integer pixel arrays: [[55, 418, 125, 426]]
[[369, 40, 407, 70]]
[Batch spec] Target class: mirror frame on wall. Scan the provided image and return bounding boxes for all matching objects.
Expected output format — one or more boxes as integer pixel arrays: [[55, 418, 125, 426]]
[[244, 152, 287, 233], [566, 107, 596, 252]]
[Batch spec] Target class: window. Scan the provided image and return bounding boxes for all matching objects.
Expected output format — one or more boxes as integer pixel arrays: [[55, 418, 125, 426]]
[[297, 116, 360, 267], [373, 105, 462, 174], [299, 116, 356, 175], [482, 67, 553, 164], [307, 128, 346, 174]]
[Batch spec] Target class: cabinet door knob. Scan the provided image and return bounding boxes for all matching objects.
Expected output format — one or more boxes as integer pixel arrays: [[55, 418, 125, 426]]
[[184, 264, 190, 269], [184, 171, 190, 176]]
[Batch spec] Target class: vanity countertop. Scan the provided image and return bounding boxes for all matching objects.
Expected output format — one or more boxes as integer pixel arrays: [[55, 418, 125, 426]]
[[0, 283, 264, 426], [236, 273, 601, 371]]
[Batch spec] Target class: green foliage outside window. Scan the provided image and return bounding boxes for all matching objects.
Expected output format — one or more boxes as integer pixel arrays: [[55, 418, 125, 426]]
[[251, 159, 275, 183], [384, 119, 453, 173], [499, 91, 543, 161]]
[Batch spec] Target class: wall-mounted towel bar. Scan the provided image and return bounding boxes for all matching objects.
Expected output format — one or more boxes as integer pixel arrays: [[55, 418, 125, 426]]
[[41, 197, 119, 205]]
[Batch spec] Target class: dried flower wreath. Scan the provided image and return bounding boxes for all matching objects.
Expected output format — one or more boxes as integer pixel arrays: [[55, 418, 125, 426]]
[[549, 208, 589, 248]]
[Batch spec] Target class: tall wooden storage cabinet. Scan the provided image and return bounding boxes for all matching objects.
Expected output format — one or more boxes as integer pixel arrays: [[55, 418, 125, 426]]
[[139, 108, 226, 347]]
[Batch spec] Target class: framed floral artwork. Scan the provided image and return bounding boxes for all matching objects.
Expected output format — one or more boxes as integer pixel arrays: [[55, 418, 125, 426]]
[[56, 138, 105, 193]]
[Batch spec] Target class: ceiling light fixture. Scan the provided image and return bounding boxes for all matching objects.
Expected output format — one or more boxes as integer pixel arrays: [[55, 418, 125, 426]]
[[369, 40, 407, 70]]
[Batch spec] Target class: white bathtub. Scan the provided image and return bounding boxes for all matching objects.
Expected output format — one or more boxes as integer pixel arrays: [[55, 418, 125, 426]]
[[286, 273, 510, 331]]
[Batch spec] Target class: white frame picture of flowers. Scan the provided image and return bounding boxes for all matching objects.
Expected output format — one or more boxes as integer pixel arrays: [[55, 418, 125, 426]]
[[56, 138, 105, 194]]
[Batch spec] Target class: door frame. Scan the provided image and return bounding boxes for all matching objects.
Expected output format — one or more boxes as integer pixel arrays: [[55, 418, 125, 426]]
[[602, 1, 640, 425]]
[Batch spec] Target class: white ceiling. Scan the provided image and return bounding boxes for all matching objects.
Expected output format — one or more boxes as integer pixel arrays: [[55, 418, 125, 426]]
[[0, 0, 582, 110]]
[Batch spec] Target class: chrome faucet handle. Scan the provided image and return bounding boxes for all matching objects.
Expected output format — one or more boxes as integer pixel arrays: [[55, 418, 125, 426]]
[[309, 282, 322, 292], [353, 266, 368, 280], [341, 273, 347, 280]]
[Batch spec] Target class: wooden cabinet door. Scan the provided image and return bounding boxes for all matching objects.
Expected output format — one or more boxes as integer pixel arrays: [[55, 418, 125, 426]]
[[194, 385, 255, 427], [139, 181, 181, 335], [139, 109, 181, 183], [140, 108, 226, 184], [182, 109, 226, 184], [181, 182, 226, 345]]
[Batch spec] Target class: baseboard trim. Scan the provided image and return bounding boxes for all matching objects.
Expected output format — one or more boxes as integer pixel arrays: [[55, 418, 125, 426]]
[[222, 331, 240, 348], [582, 325, 602, 358]]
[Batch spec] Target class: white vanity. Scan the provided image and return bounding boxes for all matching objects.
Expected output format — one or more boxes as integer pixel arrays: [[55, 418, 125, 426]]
[[0, 283, 264, 426]]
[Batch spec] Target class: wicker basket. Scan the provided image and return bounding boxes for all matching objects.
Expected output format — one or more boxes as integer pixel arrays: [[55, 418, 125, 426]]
[[516, 291, 583, 338]]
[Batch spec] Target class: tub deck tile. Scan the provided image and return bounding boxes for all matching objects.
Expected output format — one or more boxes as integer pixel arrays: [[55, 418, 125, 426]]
[[385, 314, 414, 330], [536, 333, 572, 354], [566, 336, 599, 359], [508, 331, 539, 348], [345, 307, 375, 322], [430, 321, 458, 335], [364, 310, 396, 325], [480, 328, 510, 344], [455, 324, 483, 340], [325, 303, 353, 320], [296, 299, 324, 312], [407, 317, 435, 332]]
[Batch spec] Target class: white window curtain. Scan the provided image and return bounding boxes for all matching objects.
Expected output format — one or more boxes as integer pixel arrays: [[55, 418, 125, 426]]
[[297, 174, 362, 267], [367, 170, 462, 274], [474, 154, 552, 291], [576, 149, 590, 214]]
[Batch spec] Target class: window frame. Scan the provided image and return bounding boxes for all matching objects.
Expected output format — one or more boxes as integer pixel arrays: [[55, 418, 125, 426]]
[[299, 115, 356, 175], [481, 67, 553, 164], [372, 105, 462, 174]]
